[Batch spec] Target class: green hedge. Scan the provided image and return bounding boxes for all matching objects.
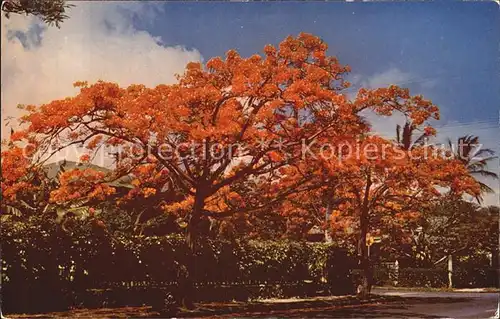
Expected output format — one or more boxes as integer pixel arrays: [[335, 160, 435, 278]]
[[1, 221, 356, 313], [453, 267, 499, 288], [373, 267, 499, 288], [396, 268, 448, 288]]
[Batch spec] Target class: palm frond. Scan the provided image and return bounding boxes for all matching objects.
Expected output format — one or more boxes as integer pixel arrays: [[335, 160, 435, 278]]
[[413, 132, 428, 147], [456, 135, 492, 160], [447, 138, 455, 155], [470, 169, 499, 180], [402, 122, 413, 150], [468, 156, 498, 166], [478, 181, 496, 193], [474, 148, 496, 158]]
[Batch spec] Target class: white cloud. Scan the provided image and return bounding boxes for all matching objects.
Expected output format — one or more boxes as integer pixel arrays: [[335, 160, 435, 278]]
[[1, 2, 203, 136], [351, 68, 415, 139], [355, 67, 414, 90]]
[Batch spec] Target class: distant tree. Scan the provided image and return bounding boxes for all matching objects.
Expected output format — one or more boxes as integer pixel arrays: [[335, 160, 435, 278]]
[[1, 0, 72, 27], [406, 200, 499, 268], [395, 120, 432, 151], [479, 205, 500, 269], [449, 135, 498, 201], [326, 136, 478, 296]]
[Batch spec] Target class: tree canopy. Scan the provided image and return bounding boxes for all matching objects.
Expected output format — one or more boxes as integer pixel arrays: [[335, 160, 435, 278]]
[[1, 33, 483, 296]]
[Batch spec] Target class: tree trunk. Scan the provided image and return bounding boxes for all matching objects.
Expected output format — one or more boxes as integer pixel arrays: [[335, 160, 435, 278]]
[[186, 191, 206, 251], [325, 200, 333, 243], [357, 208, 372, 299], [447, 254, 453, 289], [181, 189, 206, 310], [492, 245, 499, 269]]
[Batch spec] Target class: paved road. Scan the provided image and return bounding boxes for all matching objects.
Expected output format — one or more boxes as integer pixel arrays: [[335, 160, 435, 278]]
[[205, 289, 499, 319], [5, 289, 498, 319], [243, 289, 500, 319], [342, 288, 500, 319]]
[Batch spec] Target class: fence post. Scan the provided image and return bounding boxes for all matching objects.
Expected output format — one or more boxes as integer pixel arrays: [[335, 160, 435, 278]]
[[394, 260, 399, 286], [447, 255, 453, 289], [325, 201, 333, 243], [0, 243, 2, 319]]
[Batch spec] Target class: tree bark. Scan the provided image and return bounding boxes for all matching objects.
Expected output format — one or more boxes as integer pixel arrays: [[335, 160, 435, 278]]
[[182, 188, 207, 310], [447, 254, 453, 289], [186, 190, 206, 251], [357, 207, 372, 299], [357, 171, 374, 299], [492, 245, 499, 269], [325, 200, 333, 243]]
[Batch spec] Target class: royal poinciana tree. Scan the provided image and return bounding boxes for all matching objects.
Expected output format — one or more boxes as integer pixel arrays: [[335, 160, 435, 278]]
[[1, 33, 480, 297], [278, 131, 480, 296]]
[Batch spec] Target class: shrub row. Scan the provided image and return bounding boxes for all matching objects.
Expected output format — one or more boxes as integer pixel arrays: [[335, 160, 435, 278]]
[[373, 267, 499, 288], [1, 221, 357, 313]]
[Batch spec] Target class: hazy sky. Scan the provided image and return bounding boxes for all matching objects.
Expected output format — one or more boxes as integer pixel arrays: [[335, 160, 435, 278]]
[[2, 1, 499, 205]]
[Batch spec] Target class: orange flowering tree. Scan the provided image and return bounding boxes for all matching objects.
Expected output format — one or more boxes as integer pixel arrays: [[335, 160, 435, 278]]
[[272, 123, 480, 295], [2, 33, 458, 255], [310, 134, 479, 296]]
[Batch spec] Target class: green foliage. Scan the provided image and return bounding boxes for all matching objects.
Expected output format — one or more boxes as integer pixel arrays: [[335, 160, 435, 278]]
[[353, 267, 448, 288], [372, 267, 498, 289], [1, 219, 356, 313], [392, 268, 448, 288], [453, 267, 499, 288], [389, 201, 499, 267], [1, 0, 73, 27]]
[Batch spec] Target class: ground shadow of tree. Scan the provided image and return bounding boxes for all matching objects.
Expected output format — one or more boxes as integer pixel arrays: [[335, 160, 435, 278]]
[[175, 295, 471, 318], [8, 295, 473, 318]]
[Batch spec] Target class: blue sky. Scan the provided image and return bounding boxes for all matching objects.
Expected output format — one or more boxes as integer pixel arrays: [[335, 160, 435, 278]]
[[140, 1, 499, 125], [2, 1, 499, 205], [144, 1, 500, 204]]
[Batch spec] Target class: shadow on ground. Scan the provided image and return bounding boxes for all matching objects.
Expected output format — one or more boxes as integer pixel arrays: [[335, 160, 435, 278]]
[[8, 295, 473, 318], [190, 296, 472, 318]]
